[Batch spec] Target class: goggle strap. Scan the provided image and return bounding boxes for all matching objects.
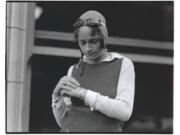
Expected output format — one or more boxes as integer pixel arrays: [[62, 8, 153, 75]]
[[73, 18, 106, 28]]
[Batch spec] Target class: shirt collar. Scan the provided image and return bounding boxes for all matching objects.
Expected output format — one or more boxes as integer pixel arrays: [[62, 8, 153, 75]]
[[83, 52, 123, 63]]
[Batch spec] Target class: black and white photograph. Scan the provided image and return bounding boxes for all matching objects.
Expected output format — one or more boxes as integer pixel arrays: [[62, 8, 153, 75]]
[[6, 1, 173, 133]]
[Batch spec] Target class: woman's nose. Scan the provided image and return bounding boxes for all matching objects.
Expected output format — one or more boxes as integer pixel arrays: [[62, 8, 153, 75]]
[[85, 44, 92, 51]]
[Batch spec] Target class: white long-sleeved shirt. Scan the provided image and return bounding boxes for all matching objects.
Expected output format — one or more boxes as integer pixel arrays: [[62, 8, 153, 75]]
[[67, 52, 135, 121]]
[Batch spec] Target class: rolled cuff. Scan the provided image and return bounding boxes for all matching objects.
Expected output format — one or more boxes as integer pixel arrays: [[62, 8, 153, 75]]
[[84, 90, 99, 111]]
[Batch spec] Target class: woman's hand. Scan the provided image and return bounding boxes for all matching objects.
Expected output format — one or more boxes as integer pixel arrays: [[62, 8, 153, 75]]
[[52, 76, 80, 100], [60, 85, 87, 100]]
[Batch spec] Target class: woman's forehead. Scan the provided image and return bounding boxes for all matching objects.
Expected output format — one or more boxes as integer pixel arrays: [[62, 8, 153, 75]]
[[78, 26, 100, 39]]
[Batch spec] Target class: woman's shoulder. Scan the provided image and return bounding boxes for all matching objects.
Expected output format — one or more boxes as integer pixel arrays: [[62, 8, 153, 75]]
[[111, 52, 133, 64], [111, 52, 134, 71]]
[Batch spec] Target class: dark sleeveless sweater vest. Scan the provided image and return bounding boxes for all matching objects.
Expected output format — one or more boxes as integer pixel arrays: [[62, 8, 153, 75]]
[[62, 58, 123, 132]]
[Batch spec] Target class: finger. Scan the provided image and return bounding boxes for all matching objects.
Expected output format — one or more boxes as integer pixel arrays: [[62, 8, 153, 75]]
[[57, 76, 69, 86], [61, 85, 73, 91], [64, 81, 77, 89], [69, 77, 80, 86], [56, 80, 69, 89], [61, 89, 70, 96], [53, 83, 64, 93], [61, 76, 70, 83], [62, 76, 80, 86]]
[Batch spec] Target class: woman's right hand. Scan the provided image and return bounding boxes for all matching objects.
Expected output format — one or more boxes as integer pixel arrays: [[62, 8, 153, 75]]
[[52, 76, 80, 100]]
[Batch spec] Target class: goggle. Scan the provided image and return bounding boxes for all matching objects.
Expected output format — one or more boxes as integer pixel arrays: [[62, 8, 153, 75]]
[[73, 17, 105, 28]]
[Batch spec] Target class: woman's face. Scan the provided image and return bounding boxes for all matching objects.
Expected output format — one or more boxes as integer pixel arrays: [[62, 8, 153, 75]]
[[77, 26, 104, 60]]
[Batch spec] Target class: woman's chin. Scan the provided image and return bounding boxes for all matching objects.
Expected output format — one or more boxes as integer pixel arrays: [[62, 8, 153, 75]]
[[86, 55, 98, 60]]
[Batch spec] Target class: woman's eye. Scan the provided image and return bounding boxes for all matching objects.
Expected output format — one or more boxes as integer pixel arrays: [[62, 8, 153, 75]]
[[89, 39, 99, 44], [79, 40, 86, 45]]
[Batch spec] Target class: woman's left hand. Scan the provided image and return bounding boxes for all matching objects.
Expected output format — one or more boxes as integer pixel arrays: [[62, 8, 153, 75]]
[[60, 85, 87, 100]]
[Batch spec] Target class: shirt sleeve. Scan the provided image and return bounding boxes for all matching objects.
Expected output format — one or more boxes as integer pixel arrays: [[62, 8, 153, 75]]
[[67, 65, 74, 77], [84, 57, 135, 121]]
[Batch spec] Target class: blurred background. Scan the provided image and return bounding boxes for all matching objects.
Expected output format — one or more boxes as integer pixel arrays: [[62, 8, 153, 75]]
[[6, 1, 173, 133]]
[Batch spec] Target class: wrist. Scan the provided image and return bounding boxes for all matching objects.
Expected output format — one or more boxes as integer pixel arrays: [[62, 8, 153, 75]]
[[79, 88, 87, 100]]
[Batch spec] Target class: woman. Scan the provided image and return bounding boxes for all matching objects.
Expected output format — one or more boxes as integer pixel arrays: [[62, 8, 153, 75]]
[[52, 10, 135, 132]]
